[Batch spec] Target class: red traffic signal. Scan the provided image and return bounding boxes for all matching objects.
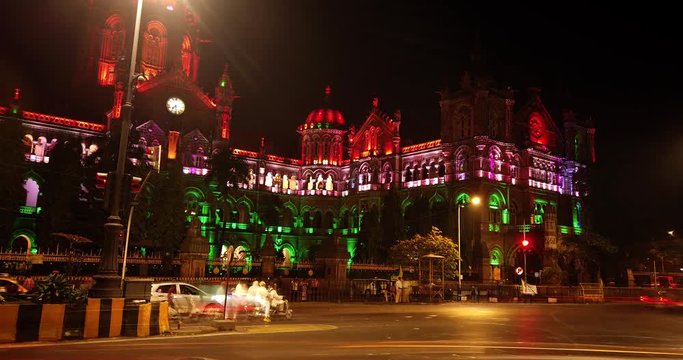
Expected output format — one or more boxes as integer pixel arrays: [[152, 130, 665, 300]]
[[522, 239, 529, 248], [95, 172, 108, 189]]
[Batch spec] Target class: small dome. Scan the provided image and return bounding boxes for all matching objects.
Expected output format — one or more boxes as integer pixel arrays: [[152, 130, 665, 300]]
[[305, 108, 345, 126], [303, 86, 345, 128]]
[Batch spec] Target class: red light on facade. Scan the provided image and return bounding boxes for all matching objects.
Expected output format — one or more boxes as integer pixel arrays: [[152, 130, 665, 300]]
[[522, 239, 529, 247]]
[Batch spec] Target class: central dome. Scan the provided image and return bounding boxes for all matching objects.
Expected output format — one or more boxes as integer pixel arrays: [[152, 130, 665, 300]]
[[303, 86, 345, 128]]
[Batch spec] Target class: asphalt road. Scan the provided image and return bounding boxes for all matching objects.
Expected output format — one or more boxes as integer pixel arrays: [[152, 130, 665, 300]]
[[2, 302, 683, 359]]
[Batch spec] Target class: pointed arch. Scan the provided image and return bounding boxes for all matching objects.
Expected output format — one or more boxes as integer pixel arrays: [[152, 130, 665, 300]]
[[400, 197, 413, 215], [180, 34, 194, 78], [454, 145, 473, 175], [489, 246, 503, 266], [140, 20, 168, 79], [98, 13, 126, 85], [279, 242, 297, 266], [428, 192, 446, 207]]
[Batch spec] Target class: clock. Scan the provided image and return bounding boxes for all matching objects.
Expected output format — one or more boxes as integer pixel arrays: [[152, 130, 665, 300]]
[[166, 97, 186, 115]]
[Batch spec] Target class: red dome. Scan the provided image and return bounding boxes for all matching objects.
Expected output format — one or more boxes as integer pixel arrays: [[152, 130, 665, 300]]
[[302, 86, 345, 128], [305, 108, 345, 126]]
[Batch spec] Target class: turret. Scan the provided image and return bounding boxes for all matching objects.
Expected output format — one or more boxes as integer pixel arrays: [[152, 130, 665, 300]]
[[214, 64, 236, 142]]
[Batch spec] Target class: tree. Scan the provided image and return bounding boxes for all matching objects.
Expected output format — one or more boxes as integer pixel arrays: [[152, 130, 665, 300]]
[[206, 147, 249, 194], [556, 230, 617, 284], [379, 190, 404, 261], [37, 139, 84, 245], [388, 227, 459, 279], [146, 163, 186, 273], [0, 118, 26, 242], [357, 207, 380, 262]]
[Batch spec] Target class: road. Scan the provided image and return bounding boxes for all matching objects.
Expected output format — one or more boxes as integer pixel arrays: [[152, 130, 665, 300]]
[[2, 302, 683, 359]]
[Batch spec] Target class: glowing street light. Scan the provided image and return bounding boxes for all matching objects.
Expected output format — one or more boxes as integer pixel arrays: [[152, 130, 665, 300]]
[[457, 195, 480, 289]]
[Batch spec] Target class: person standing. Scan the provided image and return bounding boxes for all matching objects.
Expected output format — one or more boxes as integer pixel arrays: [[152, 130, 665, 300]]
[[395, 277, 403, 303], [291, 278, 299, 302]]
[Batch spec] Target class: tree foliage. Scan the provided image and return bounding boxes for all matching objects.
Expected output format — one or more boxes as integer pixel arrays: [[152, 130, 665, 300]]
[[388, 227, 459, 279], [146, 163, 186, 273], [556, 230, 617, 284], [206, 147, 249, 194], [37, 139, 84, 243]]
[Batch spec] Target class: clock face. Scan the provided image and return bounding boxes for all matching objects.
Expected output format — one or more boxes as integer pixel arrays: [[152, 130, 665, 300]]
[[166, 97, 186, 115]]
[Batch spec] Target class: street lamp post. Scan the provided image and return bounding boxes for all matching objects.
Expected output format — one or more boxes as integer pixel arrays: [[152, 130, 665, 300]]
[[457, 196, 480, 290], [90, 0, 144, 298]]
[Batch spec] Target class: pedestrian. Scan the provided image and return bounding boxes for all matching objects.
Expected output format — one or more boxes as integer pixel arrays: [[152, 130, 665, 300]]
[[395, 276, 403, 303], [310, 278, 319, 301], [291, 278, 299, 302]]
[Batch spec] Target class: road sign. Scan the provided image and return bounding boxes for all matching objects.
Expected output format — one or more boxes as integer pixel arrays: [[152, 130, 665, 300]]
[[515, 267, 524, 275]]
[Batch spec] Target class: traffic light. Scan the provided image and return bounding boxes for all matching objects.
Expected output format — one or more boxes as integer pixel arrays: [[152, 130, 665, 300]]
[[522, 239, 529, 248], [145, 145, 162, 172]]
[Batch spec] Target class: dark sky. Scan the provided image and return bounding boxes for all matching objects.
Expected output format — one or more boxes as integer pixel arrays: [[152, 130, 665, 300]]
[[1, 1, 682, 247]]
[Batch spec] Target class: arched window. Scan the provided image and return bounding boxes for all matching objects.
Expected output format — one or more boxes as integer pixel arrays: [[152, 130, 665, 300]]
[[457, 106, 472, 138], [181, 34, 193, 78], [281, 207, 294, 227], [141, 20, 167, 79], [323, 211, 334, 229], [219, 204, 233, 223], [303, 211, 312, 227], [313, 211, 322, 228], [237, 203, 250, 224], [422, 163, 429, 180], [508, 201, 519, 225], [325, 175, 334, 191], [340, 210, 349, 228], [438, 161, 446, 177], [98, 14, 126, 85], [24, 178, 40, 207], [404, 166, 412, 182]]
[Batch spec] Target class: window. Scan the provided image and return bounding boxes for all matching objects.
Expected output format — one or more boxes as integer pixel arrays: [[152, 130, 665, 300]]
[[156, 284, 175, 293], [180, 285, 203, 296]]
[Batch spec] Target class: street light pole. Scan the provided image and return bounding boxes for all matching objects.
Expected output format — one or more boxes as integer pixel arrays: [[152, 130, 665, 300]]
[[457, 196, 480, 290], [90, 0, 144, 298], [457, 204, 462, 290]]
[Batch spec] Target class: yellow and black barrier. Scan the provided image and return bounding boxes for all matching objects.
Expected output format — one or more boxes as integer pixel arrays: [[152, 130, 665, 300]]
[[123, 301, 169, 337], [0, 298, 168, 343]]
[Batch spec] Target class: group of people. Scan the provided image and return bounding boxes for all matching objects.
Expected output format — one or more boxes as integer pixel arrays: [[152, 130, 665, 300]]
[[230, 280, 288, 322]]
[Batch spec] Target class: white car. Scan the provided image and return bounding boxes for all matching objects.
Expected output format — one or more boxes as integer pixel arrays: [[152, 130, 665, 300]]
[[151, 282, 225, 317]]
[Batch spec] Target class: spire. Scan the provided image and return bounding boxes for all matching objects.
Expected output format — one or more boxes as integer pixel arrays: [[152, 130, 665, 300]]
[[324, 85, 331, 105], [371, 96, 379, 113]]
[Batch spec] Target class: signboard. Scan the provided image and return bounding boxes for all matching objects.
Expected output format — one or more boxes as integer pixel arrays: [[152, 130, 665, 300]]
[[515, 267, 524, 275]]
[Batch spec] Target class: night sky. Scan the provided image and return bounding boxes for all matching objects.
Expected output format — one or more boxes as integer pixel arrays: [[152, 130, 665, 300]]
[[1, 1, 682, 248]]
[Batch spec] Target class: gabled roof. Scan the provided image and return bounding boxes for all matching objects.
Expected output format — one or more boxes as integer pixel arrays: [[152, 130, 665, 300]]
[[135, 68, 216, 110], [517, 89, 564, 152]]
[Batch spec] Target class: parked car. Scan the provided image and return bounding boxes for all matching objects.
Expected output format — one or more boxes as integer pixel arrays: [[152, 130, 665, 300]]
[[151, 282, 224, 317]]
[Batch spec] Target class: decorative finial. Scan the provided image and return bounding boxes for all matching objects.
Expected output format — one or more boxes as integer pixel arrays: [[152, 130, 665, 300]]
[[372, 97, 379, 109], [325, 85, 331, 96]]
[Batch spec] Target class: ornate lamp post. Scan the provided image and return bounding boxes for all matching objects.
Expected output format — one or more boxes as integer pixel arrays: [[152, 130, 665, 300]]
[[90, 0, 144, 298], [457, 195, 480, 290]]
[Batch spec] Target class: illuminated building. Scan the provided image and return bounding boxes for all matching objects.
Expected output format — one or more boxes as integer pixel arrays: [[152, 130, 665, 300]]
[[1, 1, 595, 281]]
